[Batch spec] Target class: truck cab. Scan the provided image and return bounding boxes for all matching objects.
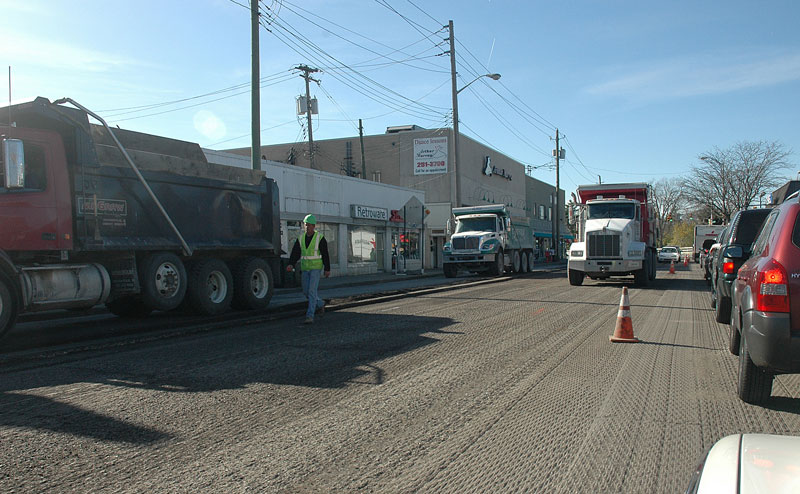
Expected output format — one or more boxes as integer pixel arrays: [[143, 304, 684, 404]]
[[443, 204, 534, 278], [567, 183, 657, 286]]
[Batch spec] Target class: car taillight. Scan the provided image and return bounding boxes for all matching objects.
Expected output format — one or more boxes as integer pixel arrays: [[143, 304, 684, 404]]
[[756, 259, 790, 313], [723, 261, 734, 274]]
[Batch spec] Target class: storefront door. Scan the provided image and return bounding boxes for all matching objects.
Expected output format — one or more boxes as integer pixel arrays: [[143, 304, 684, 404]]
[[376, 232, 385, 271]]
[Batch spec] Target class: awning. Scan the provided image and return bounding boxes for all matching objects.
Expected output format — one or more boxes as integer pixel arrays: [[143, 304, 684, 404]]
[[534, 232, 574, 239]]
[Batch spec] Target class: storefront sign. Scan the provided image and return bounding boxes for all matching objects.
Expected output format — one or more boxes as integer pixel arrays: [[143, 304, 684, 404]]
[[482, 156, 512, 181], [413, 137, 448, 175], [351, 204, 388, 221]]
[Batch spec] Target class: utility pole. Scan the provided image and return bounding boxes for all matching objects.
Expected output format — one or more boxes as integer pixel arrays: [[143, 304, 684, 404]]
[[359, 119, 366, 179], [250, 1, 261, 171], [447, 20, 461, 207], [552, 129, 562, 261], [295, 64, 319, 169]]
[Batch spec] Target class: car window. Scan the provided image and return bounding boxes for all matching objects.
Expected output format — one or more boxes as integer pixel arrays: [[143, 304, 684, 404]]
[[732, 210, 770, 245], [751, 210, 779, 257], [793, 207, 800, 250]]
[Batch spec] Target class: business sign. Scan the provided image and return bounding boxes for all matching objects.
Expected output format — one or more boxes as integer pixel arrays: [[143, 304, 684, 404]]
[[76, 197, 128, 216], [350, 204, 389, 221], [413, 137, 448, 175], [482, 156, 512, 181]]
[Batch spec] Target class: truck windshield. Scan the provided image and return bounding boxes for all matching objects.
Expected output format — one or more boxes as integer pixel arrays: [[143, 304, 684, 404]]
[[455, 217, 496, 233], [587, 203, 635, 220]]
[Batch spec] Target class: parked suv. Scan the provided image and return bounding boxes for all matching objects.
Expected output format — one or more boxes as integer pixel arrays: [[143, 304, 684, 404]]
[[710, 209, 770, 324], [728, 197, 800, 403]]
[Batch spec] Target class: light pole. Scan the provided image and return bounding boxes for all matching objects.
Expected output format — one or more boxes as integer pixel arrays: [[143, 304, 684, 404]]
[[450, 71, 501, 207]]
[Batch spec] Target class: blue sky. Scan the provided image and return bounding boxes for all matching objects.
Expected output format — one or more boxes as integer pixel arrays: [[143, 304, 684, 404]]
[[2, 0, 799, 193]]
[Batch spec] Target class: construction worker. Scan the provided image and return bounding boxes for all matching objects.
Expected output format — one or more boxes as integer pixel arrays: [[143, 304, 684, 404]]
[[286, 214, 331, 324]]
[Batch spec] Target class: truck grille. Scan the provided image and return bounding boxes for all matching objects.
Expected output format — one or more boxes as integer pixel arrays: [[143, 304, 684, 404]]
[[588, 233, 620, 258], [453, 236, 479, 250]]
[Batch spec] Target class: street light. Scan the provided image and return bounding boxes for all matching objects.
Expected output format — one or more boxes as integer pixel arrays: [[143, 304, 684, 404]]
[[456, 73, 501, 95], [451, 73, 501, 207]]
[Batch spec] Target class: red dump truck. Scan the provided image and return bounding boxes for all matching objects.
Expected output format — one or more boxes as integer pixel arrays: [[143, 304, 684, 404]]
[[567, 182, 659, 286], [0, 97, 281, 341]]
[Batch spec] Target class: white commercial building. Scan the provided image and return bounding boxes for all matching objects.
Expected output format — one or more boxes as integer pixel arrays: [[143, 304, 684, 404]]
[[204, 150, 427, 280]]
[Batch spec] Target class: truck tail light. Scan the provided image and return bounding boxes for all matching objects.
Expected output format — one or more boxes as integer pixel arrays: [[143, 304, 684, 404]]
[[756, 259, 790, 313], [723, 261, 735, 274]]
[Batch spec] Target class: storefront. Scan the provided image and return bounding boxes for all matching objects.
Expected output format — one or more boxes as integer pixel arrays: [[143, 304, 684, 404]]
[[204, 149, 425, 278]]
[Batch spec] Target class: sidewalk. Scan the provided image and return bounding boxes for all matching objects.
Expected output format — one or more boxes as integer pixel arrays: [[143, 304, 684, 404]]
[[272, 261, 567, 311]]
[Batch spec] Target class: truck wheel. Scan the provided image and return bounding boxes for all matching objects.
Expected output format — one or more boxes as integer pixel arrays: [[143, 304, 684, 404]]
[[634, 266, 649, 287], [512, 251, 521, 273], [443, 264, 458, 278], [527, 252, 535, 271], [490, 250, 504, 276], [738, 336, 773, 404], [139, 252, 187, 312], [232, 257, 273, 310], [186, 259, 234, 316], [0, 275, 19, 341], [520, 251, 529, 273], [715, 295, 731, 324], [106, 296, 152, 318], [648, 252, 657, 281], [568, 269, 584, 286]]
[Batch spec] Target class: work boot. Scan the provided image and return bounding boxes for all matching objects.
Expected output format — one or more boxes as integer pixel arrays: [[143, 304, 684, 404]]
[[303, 317, 313, 325], [316, 305, 325, 316]]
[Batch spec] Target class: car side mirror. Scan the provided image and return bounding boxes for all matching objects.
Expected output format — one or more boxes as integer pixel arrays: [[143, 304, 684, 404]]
[[723, 245, 744, 259]]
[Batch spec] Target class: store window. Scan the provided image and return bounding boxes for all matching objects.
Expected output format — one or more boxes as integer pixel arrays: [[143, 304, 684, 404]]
[[288, 220, 338, 264], [400, 231, 420, 260], [348, 225, 377, 263]]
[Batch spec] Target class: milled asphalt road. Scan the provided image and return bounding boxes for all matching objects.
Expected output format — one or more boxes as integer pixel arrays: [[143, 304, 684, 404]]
[[2, 263, 800, 493]]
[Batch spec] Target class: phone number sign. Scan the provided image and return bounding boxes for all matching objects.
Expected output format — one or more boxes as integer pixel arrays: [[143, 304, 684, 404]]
[[413, 137, 448, 175]]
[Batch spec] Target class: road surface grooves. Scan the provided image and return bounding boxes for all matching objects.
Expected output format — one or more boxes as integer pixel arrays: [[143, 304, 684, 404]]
[[2, 266, 800, 493]]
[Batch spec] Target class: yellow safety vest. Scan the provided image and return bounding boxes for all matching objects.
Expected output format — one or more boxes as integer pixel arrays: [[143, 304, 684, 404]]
[[299, 232, 324, 271]]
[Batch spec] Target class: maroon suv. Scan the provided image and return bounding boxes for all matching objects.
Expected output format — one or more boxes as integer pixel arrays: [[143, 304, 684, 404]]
[[729, 198, 800, 404]]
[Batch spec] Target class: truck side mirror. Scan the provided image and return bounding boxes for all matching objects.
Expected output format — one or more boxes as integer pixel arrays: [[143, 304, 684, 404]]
[[2, 138, 25, 189], [446, 218, 453, 235]]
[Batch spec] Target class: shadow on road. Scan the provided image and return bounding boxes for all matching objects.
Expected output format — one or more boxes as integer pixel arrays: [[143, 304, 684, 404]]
[[0, 312, 455, 443], [637, 340, 717, 351]]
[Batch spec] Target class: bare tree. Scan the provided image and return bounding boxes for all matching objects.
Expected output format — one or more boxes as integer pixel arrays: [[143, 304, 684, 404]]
[[650, 177, 684, 220], [683, 141, 792, 223]]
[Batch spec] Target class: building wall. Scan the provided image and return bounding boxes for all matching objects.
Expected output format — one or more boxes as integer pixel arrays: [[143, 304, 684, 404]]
[[224, 126, 569, 260]]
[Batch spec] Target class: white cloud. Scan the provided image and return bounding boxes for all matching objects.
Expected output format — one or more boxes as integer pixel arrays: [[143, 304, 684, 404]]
[[194, 110, 227, 141], [585, 51, 800, 102], [0, 33, 144, 73]]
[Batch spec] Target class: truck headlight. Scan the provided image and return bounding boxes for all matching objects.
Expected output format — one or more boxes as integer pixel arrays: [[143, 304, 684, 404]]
[[571, 250, 583, 257], [627, 250, 643, 257], [443, 242, 452, 253], [481, 239, 499, 252]]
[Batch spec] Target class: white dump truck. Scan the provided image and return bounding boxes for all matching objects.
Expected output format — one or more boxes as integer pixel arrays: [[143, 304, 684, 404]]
[[442, 205, 535, 277], [567, 183, 658, 286]]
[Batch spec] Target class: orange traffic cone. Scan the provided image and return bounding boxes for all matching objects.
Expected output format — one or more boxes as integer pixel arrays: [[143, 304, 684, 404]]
[[610, 287, 639, 343], [669, 260, 676, 274], [683, 256, 688, 267]]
